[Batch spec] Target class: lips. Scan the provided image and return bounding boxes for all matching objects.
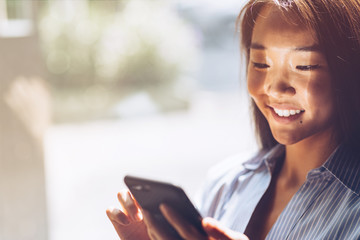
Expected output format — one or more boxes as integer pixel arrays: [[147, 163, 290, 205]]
[[268, 105, 305, 123]]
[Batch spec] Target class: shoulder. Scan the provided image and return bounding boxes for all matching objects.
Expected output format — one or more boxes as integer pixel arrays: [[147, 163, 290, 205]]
[[323, 141, 360, 196], [205, 144, 281, 185], [194, 149, 264, 216], [207, 150, 258, 182], [206, 147, 274, 189]]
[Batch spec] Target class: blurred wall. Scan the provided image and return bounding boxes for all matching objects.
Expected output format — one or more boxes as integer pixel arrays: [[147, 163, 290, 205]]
[[0, 2, 49, 240]]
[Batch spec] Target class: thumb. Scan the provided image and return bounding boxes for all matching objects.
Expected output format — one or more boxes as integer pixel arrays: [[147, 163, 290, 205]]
[[202, 218, 249, 240]]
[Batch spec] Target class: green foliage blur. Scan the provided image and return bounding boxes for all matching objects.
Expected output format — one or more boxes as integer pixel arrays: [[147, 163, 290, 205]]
[[38, 0, 198, 122]]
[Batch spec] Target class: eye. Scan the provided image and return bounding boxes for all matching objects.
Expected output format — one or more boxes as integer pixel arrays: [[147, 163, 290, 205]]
[[252, 62, 270, 69], [296, 64, 320, 71]]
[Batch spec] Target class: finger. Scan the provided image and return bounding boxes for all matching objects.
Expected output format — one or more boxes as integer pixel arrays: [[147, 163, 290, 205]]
[[106, 207, 137, 240], [106, 207, 130, 225], [128, 191, 144, 219], [160, 204, 206, 240], [118, 191, 142, 221], [124, 190, 142, 209], [202, 218, 249, 240], [142, 210, 163, 240], [142, 209, 175, 240], [125, 191, 144, 221]]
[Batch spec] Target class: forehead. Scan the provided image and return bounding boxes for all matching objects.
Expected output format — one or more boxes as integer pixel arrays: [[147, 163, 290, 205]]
[[251, 5, 317, 48]]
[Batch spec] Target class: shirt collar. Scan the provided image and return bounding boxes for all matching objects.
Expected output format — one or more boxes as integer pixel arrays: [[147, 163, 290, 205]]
[[243, 144, 285, 171], [243, 142, 360, 195], [323, 142, 360, 196]]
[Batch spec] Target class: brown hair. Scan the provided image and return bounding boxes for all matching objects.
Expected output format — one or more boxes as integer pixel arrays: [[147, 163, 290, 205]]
[[238, 0, 360, 149]]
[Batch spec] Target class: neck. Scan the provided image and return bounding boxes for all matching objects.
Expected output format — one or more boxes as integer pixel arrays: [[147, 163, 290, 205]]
[[280, 128, 338, 187]]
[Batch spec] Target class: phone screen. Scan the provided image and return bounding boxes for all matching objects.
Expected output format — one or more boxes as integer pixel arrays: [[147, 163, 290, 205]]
[[124, 175, 207, 239]]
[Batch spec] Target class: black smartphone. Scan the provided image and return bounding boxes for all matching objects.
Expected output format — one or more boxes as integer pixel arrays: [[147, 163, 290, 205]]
[[124, 175, 207, 239]]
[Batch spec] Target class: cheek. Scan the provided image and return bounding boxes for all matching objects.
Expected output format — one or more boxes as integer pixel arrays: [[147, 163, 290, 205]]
[[302, 74, 334, 122], [247, 70, 265, 98], [305, 74, 333, 106]]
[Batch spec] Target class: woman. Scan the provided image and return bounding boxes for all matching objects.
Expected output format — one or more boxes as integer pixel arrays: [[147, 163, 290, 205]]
[[107, 0, 360, 239]]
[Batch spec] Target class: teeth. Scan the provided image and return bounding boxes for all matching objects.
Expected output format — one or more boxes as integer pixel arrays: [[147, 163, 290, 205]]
[[274, 108, 302, 117]]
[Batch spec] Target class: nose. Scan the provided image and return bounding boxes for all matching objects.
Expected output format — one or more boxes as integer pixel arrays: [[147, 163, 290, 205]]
[[264, 66, 295, 98]]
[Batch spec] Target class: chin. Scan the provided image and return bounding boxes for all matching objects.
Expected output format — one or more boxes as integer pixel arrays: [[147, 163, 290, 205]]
[[272, 133, 302, 146]]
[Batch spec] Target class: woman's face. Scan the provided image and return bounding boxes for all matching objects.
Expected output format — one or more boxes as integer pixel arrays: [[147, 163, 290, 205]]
[[247, 6, 335, 145]]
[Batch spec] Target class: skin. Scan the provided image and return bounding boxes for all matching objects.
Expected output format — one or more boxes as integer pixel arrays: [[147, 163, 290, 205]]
[[245, 5, 338, 240], [106, 191, 249, 240], [106, 191, 151, 240], [107, 5, 339, 240], [248, 5, 338, 182], [248, 6, 335, 149]]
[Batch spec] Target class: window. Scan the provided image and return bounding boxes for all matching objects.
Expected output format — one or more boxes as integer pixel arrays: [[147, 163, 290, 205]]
[[0, 0, 33, 38]]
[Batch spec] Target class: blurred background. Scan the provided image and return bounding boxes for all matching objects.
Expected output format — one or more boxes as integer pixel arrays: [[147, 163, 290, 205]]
[[0, 0, 257, 239]]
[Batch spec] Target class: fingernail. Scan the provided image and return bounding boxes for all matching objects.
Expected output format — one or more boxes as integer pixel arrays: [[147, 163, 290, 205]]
[[159, 203, 170, 212], [120, 217, 130, 225], [159, 204, 166, 212], [134, 212, 142, 221], [202, 217, 218, 228]]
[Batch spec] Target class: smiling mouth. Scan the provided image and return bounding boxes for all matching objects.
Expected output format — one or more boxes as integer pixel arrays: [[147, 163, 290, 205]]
[[273, 108, 305, 117]]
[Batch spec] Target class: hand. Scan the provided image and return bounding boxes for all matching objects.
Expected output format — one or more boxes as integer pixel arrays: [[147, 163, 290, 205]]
[[202, 217, 249, 240], [143, 204, 249, 240], [106, 190, 151, 240]]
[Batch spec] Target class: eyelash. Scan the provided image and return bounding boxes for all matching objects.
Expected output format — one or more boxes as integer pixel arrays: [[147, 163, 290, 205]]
[[252, 62, 269, 69], [252, 62, 320, 71], [296, 64, 320, 71]]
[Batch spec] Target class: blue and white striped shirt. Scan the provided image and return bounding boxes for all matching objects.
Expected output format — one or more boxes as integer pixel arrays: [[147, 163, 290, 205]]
[[196, 143, 360, 239]]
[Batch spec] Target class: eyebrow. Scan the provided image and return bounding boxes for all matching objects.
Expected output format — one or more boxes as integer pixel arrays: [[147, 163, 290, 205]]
[[294, 44, 321, 52], [250, 43, 266, 50], [250, 43, 322, 52]]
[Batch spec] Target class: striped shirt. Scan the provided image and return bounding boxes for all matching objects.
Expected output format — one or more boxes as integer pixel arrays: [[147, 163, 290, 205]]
[[196, 143, 360, 239]]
